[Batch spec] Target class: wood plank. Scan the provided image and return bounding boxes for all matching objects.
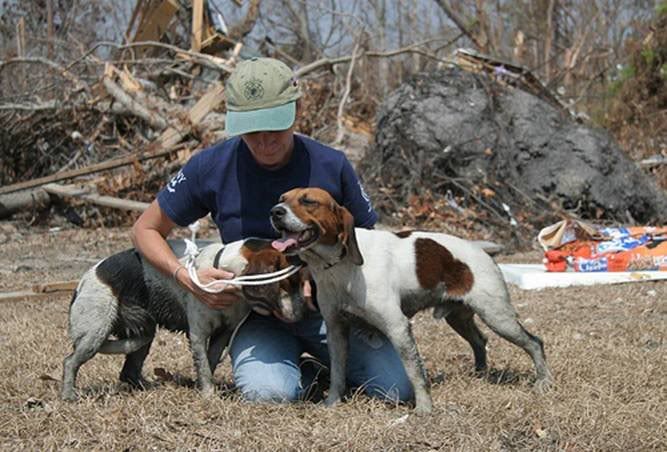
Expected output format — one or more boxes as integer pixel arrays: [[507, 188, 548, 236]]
[[133, 0, 180, 56], [16, 17, 25, 57], [32, 281, 79, 293], [191, 0, 204, 52], [156, 83, 226, 148], [0, 290, 70, 303]]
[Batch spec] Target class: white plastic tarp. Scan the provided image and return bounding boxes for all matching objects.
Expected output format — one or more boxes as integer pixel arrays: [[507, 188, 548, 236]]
[[499, 263, 667, 290]]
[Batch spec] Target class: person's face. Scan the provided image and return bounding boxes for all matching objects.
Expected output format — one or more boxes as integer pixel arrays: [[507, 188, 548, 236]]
[[241, 126, 295, 170]]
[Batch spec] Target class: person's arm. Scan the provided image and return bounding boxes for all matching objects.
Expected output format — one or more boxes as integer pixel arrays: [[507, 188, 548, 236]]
[[131, 200, 240, 309], [339, 157, 379, 228]]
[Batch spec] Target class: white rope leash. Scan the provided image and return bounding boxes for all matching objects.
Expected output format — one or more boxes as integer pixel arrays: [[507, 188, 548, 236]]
[[183, 221, 302, 294]]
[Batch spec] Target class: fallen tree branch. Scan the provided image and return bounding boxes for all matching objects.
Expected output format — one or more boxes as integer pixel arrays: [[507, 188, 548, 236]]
[[43, 183, 150, 212], [0, 141, 192, 195], [0, 188, 51, 219], [103, 77, 168, 130]]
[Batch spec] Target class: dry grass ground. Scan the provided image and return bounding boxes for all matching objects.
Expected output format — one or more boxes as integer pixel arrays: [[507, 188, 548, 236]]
[[0, 226, 665, 451]]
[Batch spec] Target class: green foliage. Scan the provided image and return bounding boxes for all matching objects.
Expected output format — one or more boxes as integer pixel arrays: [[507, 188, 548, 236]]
[[641, 48, 656, 66], [608, 64, 636, 96], [657, 1, 667, 16]]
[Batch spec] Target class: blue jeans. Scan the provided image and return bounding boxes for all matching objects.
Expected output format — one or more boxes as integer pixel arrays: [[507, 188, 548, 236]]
[[229, 311, 414, 403]]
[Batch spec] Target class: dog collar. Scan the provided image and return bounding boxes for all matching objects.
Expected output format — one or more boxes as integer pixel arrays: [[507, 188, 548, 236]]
[[212, 246, 225, 269]]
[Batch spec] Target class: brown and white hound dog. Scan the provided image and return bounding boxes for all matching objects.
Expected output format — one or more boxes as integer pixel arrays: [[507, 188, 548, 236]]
[[270, 188, 552, 414], [62, 238, 306, 401]]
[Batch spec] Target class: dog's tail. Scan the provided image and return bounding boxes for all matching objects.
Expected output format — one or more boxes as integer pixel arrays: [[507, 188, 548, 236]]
[[98, 337, 152, 354]]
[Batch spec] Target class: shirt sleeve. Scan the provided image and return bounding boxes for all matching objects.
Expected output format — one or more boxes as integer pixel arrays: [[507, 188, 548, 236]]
[[156, 154, 210, 226], [340, 156, 379, 228]]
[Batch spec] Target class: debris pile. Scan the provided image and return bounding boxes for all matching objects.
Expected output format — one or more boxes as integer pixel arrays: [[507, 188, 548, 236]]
[[362, 66, 667, 250], [0, 0, 348, 228]]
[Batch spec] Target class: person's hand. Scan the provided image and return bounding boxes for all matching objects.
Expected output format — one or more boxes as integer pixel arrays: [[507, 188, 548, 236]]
[[176, 266, 241, 309], [303, 279, 317, 312]]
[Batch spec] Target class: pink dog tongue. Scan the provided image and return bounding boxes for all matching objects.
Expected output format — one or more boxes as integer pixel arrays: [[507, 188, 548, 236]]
[[272, 238, 297, 252]]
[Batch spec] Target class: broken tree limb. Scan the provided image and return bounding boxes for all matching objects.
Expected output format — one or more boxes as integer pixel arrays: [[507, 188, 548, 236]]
[[0, 188, 51, 219], [0, 141, 191, 195], [155, 82, 226, 148], [103, 77, 169, 130], [42, 184, 150, 212], [639, 155, 667, 167]]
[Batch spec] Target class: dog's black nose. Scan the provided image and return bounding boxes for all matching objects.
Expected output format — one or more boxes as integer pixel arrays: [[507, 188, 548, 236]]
[[271, 205, 286, 218]]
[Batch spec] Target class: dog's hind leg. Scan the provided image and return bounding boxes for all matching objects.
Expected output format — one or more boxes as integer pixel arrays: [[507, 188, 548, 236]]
[[469, 293, 552, 389], [207, 327, 233, 374], [119, 333, 154, 389], [62, 283, 118, 401], [444, 304, 488, 372], [62, 333, 110, 401]]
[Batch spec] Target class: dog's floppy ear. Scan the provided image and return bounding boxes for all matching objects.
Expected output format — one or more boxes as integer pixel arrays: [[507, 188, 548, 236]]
[[336, 204, 364, 266]]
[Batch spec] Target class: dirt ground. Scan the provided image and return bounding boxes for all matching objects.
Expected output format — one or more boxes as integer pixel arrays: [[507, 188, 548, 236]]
[[0, 223, 665, 451]]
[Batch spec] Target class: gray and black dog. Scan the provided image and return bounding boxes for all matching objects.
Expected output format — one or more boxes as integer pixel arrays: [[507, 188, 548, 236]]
[[62, 238, 306, 401]]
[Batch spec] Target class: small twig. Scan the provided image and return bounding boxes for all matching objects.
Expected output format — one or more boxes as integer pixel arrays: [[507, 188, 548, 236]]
[[334, 41, 361, 146], [0, 57, 89, 93], [296, 40, 452, 78], [83, 41, 235, 73], [0, 101, 58, 111]]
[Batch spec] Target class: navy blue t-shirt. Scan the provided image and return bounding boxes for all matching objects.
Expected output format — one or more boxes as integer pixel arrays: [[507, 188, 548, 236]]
[[157, 134, 377, 243]]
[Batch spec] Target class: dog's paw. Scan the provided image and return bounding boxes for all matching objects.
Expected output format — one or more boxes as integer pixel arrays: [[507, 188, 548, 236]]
[[61, 390, 79, 402], [534, 377, 555, 394], [200, 385, 216, 399], [119, 374, 151, 390], [414, 402, 433, 416], [324, 394, 341, 407]]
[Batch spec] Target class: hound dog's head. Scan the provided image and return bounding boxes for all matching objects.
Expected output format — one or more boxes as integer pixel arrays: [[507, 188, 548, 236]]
[[269, 188, 363, 266], [237, 239, 307, 322]]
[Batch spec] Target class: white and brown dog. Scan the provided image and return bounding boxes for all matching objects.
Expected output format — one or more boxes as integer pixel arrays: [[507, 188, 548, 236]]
[[270, 188, 552, 414], [62, 238, 305, 401]]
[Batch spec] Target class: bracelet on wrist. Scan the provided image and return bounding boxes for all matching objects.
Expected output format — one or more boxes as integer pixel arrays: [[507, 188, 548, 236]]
[[172, 265, 186, 282]]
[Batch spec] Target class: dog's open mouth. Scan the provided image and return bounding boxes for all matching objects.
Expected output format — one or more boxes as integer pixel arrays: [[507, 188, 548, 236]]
[[271, 228, 318, 253]]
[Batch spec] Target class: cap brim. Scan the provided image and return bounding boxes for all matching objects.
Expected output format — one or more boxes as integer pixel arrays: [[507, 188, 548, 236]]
[[225, 102, 296, 136]]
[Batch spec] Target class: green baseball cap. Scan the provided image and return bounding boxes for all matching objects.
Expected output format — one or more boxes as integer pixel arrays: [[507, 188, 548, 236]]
[[224, 57, 302, 136]]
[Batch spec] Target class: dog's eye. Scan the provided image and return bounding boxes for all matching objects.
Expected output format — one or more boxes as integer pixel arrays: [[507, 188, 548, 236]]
[[299, 197, 319, 207]]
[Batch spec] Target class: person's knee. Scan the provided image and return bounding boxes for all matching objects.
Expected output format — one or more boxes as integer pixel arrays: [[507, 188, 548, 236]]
[[238, 380, 301, 403], [234, 364, 302, 403]]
